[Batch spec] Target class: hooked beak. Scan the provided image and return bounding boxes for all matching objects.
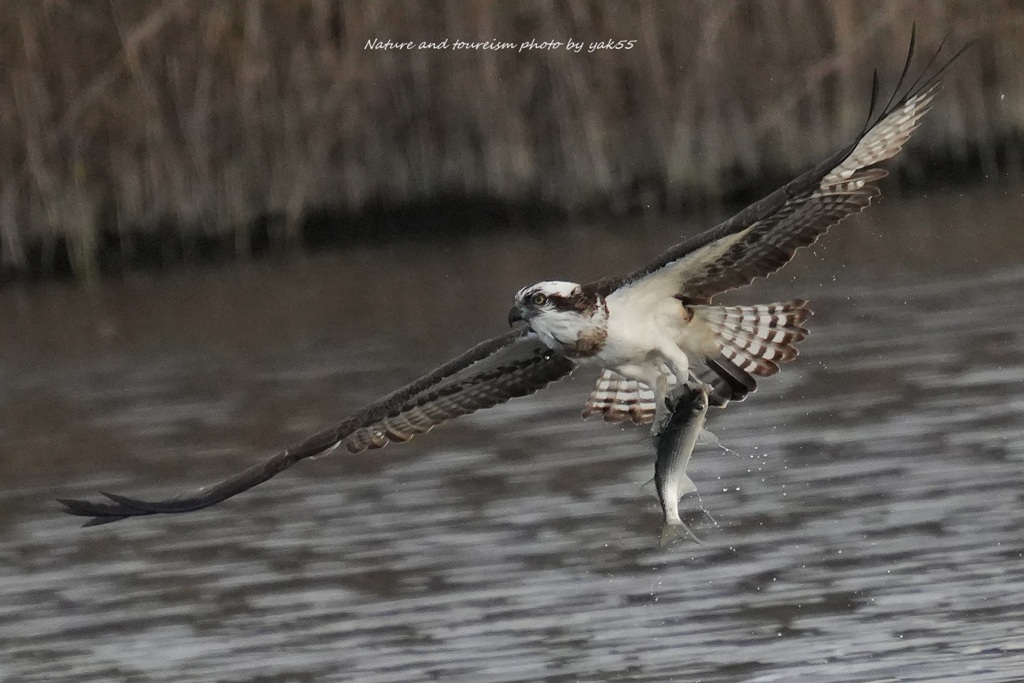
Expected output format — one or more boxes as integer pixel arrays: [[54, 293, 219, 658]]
[[508, 304, 526, 327]]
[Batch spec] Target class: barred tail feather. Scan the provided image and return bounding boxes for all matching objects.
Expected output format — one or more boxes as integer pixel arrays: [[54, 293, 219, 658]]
[[582, 301, 811, 424], [694, 300, 812, 377], [582, 370, 657, 424]]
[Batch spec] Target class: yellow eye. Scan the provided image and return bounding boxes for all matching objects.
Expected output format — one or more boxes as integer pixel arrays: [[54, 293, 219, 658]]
[[533, 293, 547, 306]]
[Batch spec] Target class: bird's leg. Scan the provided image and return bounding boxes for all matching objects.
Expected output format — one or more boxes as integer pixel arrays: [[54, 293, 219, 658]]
[[652, 373, 673, 433], [650, 346, 690, 434], [658, 345, 695, 411]]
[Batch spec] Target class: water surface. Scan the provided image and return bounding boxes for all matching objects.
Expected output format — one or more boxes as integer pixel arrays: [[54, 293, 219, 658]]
[[3, 187, 1024, 682]]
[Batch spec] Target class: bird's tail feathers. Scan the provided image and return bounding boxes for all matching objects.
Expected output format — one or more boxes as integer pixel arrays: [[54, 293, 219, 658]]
[[693, 300, 811, 377]]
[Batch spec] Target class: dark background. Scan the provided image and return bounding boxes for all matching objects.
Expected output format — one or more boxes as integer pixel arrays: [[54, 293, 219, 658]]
[[0, 0, 1020, 281]]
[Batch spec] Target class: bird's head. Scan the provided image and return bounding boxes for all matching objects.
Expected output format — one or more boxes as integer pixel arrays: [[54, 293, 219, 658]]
[[509, 281, 605, 351]]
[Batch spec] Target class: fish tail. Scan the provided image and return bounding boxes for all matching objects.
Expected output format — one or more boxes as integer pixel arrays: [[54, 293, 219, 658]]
[[660, 519, 703, 546], [693, 300, 812, 377]]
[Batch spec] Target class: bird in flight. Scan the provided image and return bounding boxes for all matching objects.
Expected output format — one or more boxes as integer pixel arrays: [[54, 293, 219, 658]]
[[61, 32, 967, 526]]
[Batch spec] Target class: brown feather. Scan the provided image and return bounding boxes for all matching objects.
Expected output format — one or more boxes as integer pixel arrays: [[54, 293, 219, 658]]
[[59, 329, 575, 525], [592, 36, 967, 303]]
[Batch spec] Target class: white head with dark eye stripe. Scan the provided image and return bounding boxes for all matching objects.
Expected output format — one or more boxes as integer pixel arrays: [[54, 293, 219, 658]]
[[508, 281, 607, 354]]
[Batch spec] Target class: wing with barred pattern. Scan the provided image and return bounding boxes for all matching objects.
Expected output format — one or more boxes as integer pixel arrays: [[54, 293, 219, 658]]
[[59, 329, 575, 526], [599, 30, 968, 304]]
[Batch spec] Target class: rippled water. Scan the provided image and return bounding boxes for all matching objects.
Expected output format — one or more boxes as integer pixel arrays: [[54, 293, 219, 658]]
[[3, 189, 1024, 682]]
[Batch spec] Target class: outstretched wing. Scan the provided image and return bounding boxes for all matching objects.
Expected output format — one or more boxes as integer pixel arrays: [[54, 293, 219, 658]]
[[601, 31, 969, 304], [59, 329, 575, 526]]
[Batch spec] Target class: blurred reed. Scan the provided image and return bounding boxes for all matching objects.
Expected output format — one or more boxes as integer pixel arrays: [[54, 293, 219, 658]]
[[0, 0, 1020, 279]]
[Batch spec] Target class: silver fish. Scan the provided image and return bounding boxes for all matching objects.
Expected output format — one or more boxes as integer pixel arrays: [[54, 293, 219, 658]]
[[653, 381, 711, 545]]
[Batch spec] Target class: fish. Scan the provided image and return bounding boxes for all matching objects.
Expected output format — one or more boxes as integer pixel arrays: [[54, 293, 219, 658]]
[[653, 381, 711, 545]]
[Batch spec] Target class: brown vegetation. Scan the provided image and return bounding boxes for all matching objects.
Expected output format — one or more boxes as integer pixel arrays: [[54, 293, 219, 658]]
[[0, 0, 1020, 279]]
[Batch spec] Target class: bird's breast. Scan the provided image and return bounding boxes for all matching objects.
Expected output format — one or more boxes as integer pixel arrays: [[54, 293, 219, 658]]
[[571, 326, 608, 357]]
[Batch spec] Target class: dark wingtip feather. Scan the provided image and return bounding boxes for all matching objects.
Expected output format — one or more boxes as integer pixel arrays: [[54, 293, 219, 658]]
[[862, 25, 974, 139], [58, 496, 134, 527], [863, 69, 881, 134], [81, 515, 128, 527], [871, 25, 918, 131], [100, 490, 160, 513], [901, 24, 918, 93], [57, 497, 109, 517]]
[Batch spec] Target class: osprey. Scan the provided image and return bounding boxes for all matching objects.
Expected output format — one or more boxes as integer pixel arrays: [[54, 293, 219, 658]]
[[61, 33, 966, 526]]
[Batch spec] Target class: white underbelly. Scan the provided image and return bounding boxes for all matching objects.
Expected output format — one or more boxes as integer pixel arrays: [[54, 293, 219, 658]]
[[595, 295, 716, 384]]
